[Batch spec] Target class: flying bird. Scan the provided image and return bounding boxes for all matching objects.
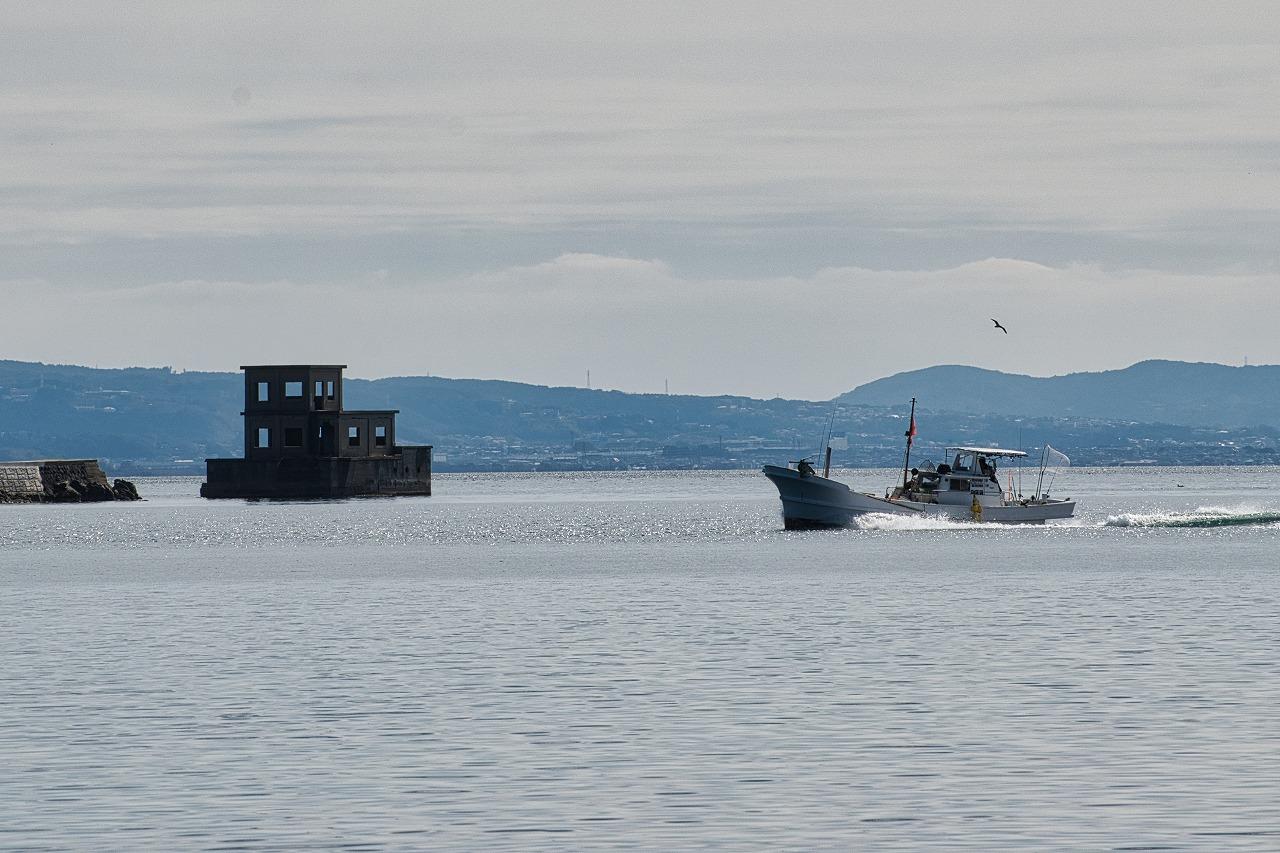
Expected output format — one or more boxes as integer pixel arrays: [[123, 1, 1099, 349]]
[[991, 318, 1008, 334]]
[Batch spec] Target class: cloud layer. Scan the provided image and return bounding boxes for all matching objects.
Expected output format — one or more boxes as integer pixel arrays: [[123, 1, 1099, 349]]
[[2, 3, 1277, 389], [3, 4, 1278, 265]]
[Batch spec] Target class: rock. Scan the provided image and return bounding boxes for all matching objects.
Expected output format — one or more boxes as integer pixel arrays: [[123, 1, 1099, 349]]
[[112, 479, 141, 501], [45, 479, 83, 503], [80, 479, 117, 501]]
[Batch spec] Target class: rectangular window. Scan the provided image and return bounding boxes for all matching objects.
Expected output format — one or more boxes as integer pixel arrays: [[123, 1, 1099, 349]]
[[315, 380, 324, 397], [257, 381, 269, 402], [326, 381, 335, 399], [374, 425, 387, 447], [285, 381, 303, 398], [257, 427, 270, 448], [347, 425, 360, 447], [284, 427, 304, 448]]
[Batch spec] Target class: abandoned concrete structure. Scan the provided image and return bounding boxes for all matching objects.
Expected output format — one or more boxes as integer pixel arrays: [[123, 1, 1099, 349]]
[[201, 365, 431, 499]]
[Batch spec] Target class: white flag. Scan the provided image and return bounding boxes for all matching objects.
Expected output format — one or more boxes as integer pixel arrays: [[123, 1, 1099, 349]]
[[1045, 445, 1071, 468]]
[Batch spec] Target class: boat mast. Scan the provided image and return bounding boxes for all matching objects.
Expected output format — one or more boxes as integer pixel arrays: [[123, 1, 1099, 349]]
[[901, 397, 917, 489]]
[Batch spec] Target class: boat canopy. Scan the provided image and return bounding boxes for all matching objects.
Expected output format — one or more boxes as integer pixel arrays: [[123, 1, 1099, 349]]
[[947, 446, 1027, 458]]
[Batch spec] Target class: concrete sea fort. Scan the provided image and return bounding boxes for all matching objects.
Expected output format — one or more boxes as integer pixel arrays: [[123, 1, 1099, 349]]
[[201, 364, 432, 499]]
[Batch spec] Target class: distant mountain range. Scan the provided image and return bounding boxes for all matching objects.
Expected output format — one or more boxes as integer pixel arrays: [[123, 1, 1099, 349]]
[[0, 359, 829, 470], [841, 360, 1280, 428], [2, 358, 1277, 472]]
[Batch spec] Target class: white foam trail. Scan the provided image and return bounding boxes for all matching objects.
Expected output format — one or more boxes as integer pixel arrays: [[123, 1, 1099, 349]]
[[850, 512, 991, 531], [1102, 505, 1280, 528]]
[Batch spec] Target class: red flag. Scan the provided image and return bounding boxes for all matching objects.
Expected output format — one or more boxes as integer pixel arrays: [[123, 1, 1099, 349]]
[[906, 415, 918, 445]]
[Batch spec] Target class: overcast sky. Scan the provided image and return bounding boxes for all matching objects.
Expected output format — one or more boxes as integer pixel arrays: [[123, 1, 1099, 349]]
[[3, 2, 1278, 398]]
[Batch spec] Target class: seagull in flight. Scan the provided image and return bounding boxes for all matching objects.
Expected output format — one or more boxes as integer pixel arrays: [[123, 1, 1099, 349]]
[[991, 318, 1008, 334]]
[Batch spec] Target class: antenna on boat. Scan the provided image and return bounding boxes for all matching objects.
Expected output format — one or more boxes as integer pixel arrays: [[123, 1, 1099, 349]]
[[1017, 423, 1024, 498], [900, 397, 917, 490], [1035, 444, 1048, 499], [815, 409, 836, 467]]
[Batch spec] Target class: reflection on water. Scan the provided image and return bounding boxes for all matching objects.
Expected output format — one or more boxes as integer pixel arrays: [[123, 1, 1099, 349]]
[[2, 469, 1279, 849]]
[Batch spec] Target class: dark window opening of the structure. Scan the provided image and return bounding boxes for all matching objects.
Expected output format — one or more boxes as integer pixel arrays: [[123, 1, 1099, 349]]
[[348, 426, 360, 447], [285, 381, 303, 398], [375, 425, 387, 447], [257, 427, 270, 448], [284, 427, 304, 448], [257, 381, 269, 402], [326, 381, 335, 399], [314, 380, 324, 402]]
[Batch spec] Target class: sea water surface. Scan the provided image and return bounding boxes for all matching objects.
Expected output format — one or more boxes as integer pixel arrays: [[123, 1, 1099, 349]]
[[2, 467, 1279, 850]]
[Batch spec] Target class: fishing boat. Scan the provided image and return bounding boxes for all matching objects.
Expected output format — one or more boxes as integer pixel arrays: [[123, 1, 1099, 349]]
[[762, 399, 1076, 528]]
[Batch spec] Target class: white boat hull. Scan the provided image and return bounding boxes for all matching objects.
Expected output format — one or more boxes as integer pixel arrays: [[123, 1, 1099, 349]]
[[762, 465, 1075, 528]]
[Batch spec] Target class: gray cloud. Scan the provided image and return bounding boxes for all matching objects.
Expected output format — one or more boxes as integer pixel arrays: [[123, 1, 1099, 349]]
[[1, 2, 1278, 386]]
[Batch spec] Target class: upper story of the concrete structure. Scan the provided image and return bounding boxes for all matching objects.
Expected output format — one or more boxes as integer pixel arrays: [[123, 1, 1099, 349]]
[[239, 365, 402, 461], [242, 364, 347, 417]]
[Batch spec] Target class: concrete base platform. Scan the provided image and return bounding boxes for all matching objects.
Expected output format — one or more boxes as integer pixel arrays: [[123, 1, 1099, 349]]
[[201, 446, 431, 499]]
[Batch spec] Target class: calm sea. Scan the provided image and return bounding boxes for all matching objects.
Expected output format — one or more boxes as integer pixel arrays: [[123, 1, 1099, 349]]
[[2, 467, 1278, 850]]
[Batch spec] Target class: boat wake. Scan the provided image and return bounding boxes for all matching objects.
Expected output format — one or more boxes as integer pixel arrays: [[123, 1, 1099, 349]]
[[851, 512, 995, 531], [1102, 506, 1280, 529]]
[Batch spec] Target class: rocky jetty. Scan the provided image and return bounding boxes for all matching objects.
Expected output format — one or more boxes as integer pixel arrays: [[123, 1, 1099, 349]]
[[0, 460, 142, 504]]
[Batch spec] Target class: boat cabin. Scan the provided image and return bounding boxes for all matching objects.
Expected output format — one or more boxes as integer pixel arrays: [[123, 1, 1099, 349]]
[[896, 446, 1027, 505]]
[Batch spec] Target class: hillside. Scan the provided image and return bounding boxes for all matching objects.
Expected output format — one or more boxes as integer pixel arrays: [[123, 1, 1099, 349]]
[[839, 360, 1280, 428], [2, 358, 1278, 472], [0, 361, 244, 462], [0, 360, 832, 470]]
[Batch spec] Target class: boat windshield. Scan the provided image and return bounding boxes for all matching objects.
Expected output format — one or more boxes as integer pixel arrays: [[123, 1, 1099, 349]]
[[946, 450, 1006, 479]]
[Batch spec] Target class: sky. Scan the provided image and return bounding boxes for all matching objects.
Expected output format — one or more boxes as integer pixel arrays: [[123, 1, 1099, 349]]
[[2, 2, 1278, 399]]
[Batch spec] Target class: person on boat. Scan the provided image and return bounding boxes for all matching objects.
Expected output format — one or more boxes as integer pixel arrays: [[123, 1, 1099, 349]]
[[797, 459, 815, 477]]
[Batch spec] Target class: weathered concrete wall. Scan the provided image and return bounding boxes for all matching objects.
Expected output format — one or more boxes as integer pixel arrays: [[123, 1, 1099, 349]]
[[0, 459, 142, 503], [201, 446, 431, 499], [0, 464, 43, 499], [40, 459, 109, 487]]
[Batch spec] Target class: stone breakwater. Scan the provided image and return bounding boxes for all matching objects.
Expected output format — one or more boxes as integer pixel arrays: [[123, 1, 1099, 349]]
[[0, 460, 141, 504]]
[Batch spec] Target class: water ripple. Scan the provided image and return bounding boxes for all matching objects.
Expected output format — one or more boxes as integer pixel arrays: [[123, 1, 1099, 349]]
[[2, 470, 1279, 849]]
